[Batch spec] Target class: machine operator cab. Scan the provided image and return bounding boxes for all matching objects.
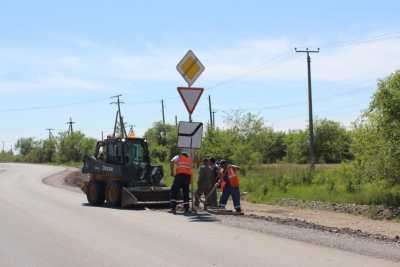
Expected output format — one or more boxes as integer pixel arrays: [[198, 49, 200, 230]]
[[95, 137, 149, 164], [93, 136, 158, 184]]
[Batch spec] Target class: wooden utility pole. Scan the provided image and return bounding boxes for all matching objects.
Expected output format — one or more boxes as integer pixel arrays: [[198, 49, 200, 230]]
[[66, 117, 75, 135], [208, 95, 213, 129], [46, 128, 54, 139], [110, 94, 127, 138], [295, 47, 320, 169], [212, 111, 216, 129], [161, 99, 166, 126]]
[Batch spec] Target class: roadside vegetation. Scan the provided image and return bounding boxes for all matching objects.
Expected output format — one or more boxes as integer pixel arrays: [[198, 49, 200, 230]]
[[1, 71, 399, 209], [0, 132, 96, 166]]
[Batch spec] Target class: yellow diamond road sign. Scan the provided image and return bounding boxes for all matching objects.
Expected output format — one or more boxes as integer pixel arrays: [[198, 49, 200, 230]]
[[176, 50, 205, 87]]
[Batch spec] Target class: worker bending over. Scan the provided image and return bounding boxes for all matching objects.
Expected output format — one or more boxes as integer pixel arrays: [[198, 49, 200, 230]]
[[207, 157, 219, 207], [194, 157, 214, 209], [219, 160, 241, 213], [169, 150, 192, 214]]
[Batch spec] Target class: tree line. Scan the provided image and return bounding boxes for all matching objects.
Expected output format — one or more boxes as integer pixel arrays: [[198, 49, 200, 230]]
[[0, 132, 96, 164], [1, 71, 399, 187], [145, 115, 353, 166]]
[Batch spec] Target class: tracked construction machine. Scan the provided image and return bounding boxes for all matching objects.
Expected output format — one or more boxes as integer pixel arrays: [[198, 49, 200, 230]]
[[80, 95, 171, 208]]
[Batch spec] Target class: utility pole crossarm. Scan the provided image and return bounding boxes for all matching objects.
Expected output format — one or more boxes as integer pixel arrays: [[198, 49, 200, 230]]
[[294, 48, 320, 53]]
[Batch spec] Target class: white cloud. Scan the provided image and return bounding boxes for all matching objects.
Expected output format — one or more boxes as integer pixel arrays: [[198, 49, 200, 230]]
[[0, 72, 106, 92], [0, 34, 399, 92], [201, 37, 400, 85]]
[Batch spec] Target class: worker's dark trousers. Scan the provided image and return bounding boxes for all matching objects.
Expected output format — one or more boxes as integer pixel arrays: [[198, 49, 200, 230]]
[[170, 173, 190, 211], [195, 184, 218, 207], [219, 184, 241, 210]]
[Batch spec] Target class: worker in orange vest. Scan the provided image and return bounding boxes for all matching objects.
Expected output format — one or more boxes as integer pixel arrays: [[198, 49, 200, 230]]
[[219, 160, 241, 213], [169, 150, 193, 214]]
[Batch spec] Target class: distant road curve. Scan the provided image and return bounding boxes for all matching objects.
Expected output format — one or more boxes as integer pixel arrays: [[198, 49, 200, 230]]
[[0, 163, 397, 267]]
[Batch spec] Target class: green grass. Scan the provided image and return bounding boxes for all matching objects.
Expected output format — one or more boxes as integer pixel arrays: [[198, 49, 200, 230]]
[[162, 162, 400, 207], [240, 163, 400, 207]]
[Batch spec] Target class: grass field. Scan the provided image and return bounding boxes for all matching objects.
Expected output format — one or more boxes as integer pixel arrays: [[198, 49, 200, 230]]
[[240, 164, 400, 207]]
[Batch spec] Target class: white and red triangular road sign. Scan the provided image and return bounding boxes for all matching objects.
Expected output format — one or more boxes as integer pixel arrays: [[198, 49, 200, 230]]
[[177, 87, 204, 114]]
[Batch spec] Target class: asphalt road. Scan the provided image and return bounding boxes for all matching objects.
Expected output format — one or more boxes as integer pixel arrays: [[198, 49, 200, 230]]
[[0, 163, 398, 267]]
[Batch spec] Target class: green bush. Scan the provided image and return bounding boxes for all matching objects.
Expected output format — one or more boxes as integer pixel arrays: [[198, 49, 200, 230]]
[[351, 71, 400, 185]]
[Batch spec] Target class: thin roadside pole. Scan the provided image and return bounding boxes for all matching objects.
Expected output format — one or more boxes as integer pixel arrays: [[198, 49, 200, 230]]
[[190, 137, 195, 212], [187, 83, 195, 212], [161, 99, 166, 125], [212, 111, 216, 129], [208, 95, 213, 129]]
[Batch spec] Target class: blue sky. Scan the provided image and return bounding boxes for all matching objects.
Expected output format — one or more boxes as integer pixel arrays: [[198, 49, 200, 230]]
[[0, 0, 400, 147]]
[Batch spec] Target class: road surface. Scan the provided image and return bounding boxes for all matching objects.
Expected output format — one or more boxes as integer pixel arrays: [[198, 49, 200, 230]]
[[0, 163, 397, 267]]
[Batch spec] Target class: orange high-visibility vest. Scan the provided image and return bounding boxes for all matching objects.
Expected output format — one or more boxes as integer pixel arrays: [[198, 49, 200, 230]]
[[175, 155, 193, 176], [220, 166, 240, 190]]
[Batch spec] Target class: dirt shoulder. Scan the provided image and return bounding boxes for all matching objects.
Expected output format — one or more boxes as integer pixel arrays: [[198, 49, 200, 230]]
[[57, 168, 400, 241], [42, 167, 84, 193], [226, 201, 400, 239]]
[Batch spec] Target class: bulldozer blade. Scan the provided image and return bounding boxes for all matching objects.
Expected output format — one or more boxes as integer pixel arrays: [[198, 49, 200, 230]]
[[121, 187, 139, 208], [121, 186, 171, 208]]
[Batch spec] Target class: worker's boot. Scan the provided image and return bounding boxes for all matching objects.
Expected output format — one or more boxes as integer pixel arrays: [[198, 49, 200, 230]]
[[168, 209, 177, 215], [235, 207, 242, 213]]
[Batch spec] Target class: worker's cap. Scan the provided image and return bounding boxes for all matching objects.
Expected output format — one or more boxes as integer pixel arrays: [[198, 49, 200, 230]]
[[180, 149, 190, 156], [219, 160, 227, 166]]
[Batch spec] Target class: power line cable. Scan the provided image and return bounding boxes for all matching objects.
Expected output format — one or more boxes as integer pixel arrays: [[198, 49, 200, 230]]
[[321, 31, 400, 49], [207, 50, 294, 91], [220, 85, 373, 113], [268, 102, 367, 126], [205, 32, 400, 92], [0, 95, 179, 113]]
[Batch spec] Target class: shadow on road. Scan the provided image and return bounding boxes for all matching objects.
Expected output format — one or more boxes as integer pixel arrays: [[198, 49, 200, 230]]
[[81, 203, 219, 222], [81, 203, 146, 211], [182, 212, 219, 223]]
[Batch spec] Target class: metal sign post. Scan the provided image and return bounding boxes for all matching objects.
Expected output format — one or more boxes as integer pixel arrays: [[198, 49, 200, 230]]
[[176, 50, 206, 212], [177, 122, 203, 212]]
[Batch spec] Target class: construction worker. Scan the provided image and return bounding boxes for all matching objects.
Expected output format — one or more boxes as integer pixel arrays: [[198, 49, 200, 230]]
[[169, 150, 192, 214], [218, 160, 241, 213], [207, 157, 219, 207], [194, 157, 213, 209]]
